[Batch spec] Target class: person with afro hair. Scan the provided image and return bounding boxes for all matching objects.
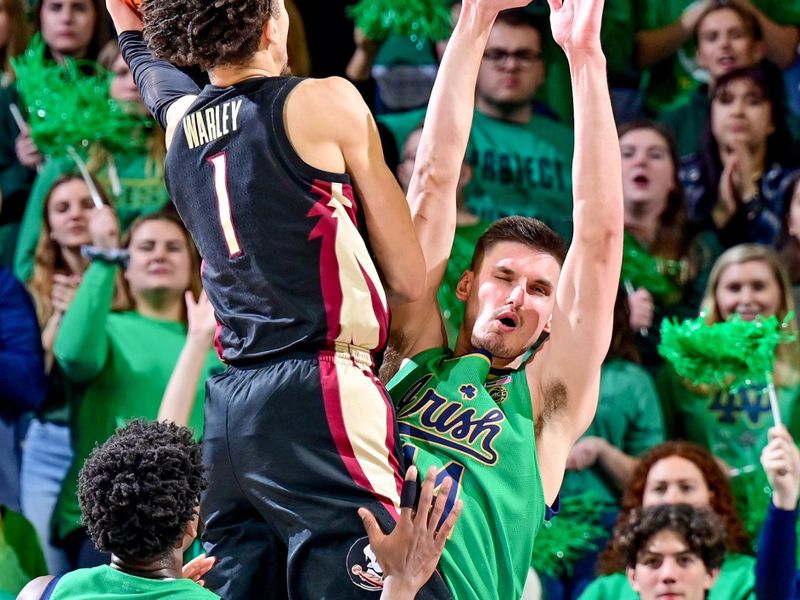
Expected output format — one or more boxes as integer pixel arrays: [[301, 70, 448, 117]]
[[620, 504, 727, 600], [16, 419, 218, 599]]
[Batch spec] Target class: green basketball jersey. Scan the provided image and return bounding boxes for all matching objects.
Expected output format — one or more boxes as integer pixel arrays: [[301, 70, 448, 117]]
[[388, 347, 546, 600], [50, 565, 220, 599]]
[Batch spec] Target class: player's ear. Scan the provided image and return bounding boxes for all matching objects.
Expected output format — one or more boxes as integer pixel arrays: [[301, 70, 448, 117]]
[[455, 270, 473, 301], [543, 313, 553, 334]]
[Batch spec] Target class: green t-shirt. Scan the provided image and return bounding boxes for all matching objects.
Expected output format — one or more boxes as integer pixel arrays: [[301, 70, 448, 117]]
[[52, 262, 223, 540], [437, 219, 490, 348], [51, 565, 220, 599], [577, 552, 756, 600], [561, 360, 665, 509], [657, 365, 800, 472], [388, 347, 545, 600], [464, 111, 574, 239], [0, 508, 47, 596]]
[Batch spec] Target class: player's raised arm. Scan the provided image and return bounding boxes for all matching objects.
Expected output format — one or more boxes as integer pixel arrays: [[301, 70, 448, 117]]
[[529, 0, 624, 500], [106, 0, 199, 144], [390, 0, 531, 357]]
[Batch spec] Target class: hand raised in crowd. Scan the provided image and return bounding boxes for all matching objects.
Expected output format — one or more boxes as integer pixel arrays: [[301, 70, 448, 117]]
[[627, 287, 654, 331], [182, 553, 216, 588], [761, 425, 800, 511], [185, 289, 217, 348], [715, 141, 760, 227], [359, 466, 462, 600], [679, 0, 716, 34], [89, 205, 121, 249], [15, 129, 44, 169], [51, 273, 82, 314]]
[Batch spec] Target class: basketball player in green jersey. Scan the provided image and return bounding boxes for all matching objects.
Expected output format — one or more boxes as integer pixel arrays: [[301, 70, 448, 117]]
[[383, 0, 624, 597]]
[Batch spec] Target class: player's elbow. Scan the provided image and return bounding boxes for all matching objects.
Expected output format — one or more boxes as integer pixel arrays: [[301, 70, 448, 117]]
[[384, 255, 427, 304]]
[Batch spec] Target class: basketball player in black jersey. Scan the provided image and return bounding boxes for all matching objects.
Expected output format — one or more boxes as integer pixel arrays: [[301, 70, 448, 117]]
[[104, 0, 452, 598]]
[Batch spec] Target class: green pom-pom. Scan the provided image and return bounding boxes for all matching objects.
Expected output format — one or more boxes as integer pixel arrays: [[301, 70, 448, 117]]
[[531, 493, 607, 578], [348, 0, 451, 47], [12, 35, 153, 159], [622, 233, 683, 304], [658, 314, 796, 388]]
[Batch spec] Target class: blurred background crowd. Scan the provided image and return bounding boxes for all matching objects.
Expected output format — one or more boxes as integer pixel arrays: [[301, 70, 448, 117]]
[[1, 0, 800, 598]]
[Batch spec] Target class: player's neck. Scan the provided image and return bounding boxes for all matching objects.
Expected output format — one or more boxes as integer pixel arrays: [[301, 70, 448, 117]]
[[109, 551, 183, 580], [209, 56, 287, 87]]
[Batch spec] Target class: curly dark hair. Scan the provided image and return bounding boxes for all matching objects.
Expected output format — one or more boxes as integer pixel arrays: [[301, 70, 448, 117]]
[[141, 0, 279, 71], [618, 504, 727, 572], [596, 441, 751, 574], [78, 419, 206, 562]]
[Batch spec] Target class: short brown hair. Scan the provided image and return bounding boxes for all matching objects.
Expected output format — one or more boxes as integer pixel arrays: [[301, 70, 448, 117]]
[[470, 216, 567, 271], [142, 0, 280, 71]]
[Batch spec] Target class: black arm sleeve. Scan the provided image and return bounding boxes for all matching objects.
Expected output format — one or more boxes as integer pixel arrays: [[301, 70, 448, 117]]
[[118, 30, 201, 130]]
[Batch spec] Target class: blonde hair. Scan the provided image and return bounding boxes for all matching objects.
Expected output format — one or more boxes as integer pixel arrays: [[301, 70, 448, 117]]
[[700, 243, 800, 387]]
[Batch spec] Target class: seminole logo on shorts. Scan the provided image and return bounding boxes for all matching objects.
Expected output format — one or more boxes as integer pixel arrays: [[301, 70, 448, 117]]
[[346, 536, 384, 591]]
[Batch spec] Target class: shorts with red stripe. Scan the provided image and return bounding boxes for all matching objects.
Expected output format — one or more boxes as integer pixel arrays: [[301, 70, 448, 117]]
[[200, 348, 452, 600]]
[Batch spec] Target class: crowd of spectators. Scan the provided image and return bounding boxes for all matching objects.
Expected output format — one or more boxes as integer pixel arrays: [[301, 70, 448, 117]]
[[1, 0, 799, 599]]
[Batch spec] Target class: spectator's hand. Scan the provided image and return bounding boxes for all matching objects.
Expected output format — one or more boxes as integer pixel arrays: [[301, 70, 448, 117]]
[[15, 130, 43, 169], [679, 0, 715, 34], [761, 425, 800, 510], [51, 274, 82, 314], [182, 553, 215, 587], [185, 290, 217, 347], [105, 0, 143, 35], [547, 0, 604, 54], [89, 206, 120, 249], [714, 154, 739, 228], [727, 140, 759, 201], [627, 287, 654, 331], [359, 466, 462, 600], [566, 436, 606, 471]]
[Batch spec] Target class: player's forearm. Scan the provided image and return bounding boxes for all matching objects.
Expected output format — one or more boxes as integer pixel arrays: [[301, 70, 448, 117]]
[[409, 1, 494, 213], [566, 50, 623, 248]]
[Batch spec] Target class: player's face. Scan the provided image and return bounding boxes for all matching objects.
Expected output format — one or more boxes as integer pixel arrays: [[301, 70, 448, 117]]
[[459, 241, 560, 363], [714, 259, 782, 321], [47, 178, 95, 250], [711, 78, 774, 151], [620, 128, 675, 217], [109, 53, 144, 109], [39, 0, 96, 59], [125, 220, 193, 296], [476, 22, 544, 109], [696, 8, 761, 81], [627, 530, 717, 600], [642, 457, 712, 508]]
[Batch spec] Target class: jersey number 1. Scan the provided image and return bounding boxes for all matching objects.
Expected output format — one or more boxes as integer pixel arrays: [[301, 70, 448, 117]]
[[209, 153, 242, 257]]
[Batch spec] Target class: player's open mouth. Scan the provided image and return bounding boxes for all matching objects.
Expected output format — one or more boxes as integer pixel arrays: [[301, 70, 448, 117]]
[[495, 311, 519, 330]]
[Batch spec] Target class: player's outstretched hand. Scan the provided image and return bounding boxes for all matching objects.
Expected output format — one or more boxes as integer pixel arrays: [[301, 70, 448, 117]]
[[547, 0, 605, 54], [359, 466, 463, 600], [106, 0, 143, 35], [761, 425, 800, 511]]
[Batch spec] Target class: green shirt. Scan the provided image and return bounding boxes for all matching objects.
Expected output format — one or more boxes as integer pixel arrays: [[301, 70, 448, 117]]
[[577, 553, 756, 600], [51, 565, 220, 599], [0, 508, 46, 596], [561, 360, 665, 509], [388, 348, 545, 600], [657, 366, 800, 472], [52, 262, 222, 540], [465, 111, 574, 239]]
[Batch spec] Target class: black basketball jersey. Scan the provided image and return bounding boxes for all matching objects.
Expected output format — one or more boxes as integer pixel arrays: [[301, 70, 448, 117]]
[[164, 77, 389, 364]]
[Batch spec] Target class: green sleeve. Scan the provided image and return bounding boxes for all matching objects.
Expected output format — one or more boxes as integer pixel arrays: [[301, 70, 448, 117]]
[[624, 367, 666, 456], [12, 156, 76, 283], [53, 261, 117, 382], [655, 365, 684, 438], [2, 509, 46, 581], [578, 573, 638, 600]]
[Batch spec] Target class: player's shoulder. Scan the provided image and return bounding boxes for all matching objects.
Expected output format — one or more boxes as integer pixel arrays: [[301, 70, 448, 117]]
[[290, 76, 368, 118]]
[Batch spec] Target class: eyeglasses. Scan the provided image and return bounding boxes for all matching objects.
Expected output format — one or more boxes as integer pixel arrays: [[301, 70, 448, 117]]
[[482, 49, 542, 68]]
